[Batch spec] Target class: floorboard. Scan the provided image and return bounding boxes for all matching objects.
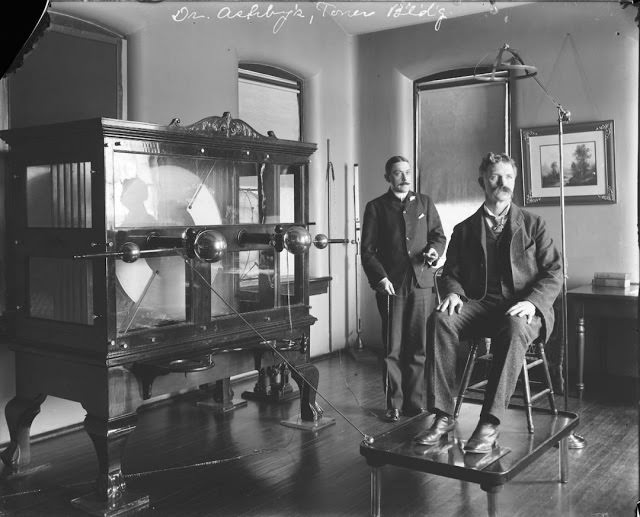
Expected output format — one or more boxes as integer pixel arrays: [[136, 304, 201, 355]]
[[0, 351, 636, 516]]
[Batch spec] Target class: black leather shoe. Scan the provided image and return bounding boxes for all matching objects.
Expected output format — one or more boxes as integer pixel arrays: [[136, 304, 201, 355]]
[[464, 422, 499, 453], [414, 415, 455, 445], [384, 409, 400, 422]]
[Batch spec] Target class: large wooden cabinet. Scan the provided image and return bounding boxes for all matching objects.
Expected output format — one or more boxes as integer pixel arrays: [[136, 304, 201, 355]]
[[0, 113, 325, 514]]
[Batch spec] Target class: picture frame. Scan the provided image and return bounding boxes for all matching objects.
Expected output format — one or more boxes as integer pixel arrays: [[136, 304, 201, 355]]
[[520, 120, 616, 206]]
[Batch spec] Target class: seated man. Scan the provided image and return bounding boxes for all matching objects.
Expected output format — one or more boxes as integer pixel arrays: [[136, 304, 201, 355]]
[[415, 152, 562, 453]]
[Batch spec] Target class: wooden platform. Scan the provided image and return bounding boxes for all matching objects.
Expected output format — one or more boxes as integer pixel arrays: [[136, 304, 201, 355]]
[[360, 401, 579, 517]]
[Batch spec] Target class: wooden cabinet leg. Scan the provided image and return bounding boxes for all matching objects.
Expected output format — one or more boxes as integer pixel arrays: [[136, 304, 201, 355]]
[[197, 378, 248, 413], [71, 414, 149, 516], [0, 393, 47, 475]]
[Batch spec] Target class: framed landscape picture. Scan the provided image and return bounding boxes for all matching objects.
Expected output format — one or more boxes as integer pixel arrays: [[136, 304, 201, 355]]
[[520, 120, 615, 206]]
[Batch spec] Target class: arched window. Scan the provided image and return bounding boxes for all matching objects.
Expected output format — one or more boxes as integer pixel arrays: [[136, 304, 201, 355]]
[[238, 63, 303, 141], [414, 68, 511, 251]]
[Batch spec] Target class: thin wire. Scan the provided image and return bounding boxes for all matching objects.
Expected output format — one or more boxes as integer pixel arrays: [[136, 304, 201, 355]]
[[0, 435, 302, 501], [567, 34, 602, 120], [533, 75, 564, 111], [473, 51, 495, 79], [186, 260, 370, 439], [337, 347, 379, 419]]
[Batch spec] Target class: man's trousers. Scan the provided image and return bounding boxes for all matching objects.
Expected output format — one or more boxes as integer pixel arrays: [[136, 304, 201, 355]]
[[376, 286, 430, 413], [426, 295, 543, 422]]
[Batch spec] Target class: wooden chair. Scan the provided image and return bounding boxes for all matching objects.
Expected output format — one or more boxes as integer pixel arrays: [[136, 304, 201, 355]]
[[433, 267, 557, 433]]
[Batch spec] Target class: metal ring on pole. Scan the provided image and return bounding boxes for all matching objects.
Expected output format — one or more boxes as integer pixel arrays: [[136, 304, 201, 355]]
[[473, 43, 538, 82]]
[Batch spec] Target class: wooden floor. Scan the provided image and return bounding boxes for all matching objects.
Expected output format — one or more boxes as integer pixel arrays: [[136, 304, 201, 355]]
[[0, 351, 637, 517]]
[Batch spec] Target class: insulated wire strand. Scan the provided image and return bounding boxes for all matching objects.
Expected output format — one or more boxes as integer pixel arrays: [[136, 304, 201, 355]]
[[186, 259, 371, 440], [336, 347, 380, 419]]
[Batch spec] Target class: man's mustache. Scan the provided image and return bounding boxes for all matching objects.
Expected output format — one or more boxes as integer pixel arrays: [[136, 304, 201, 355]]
[[494, 186, 512, 194]]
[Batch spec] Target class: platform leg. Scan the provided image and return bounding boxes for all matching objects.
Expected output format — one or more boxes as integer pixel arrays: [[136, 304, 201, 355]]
[[370, 466, 381, 517], [0, 393, 47, 475], [71, 414, 149, 516], [481, 484, 502, 517], [559, 437, 569, 483]]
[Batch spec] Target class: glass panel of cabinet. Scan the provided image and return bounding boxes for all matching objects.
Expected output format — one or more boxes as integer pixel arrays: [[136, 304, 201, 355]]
[[5, 115, 317, 357]]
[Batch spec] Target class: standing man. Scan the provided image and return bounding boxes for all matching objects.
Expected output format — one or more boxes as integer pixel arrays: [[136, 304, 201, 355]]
[[415, 152, 562, 452], [361, 155, 446, 422]]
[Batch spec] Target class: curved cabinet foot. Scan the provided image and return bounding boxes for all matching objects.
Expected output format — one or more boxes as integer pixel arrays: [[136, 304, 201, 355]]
[[0, 393, 47, 475]]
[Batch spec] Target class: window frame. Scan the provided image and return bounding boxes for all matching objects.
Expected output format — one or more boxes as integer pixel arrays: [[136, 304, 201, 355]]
[[238, 63, 303, 141], [413, 67, 511, 193]]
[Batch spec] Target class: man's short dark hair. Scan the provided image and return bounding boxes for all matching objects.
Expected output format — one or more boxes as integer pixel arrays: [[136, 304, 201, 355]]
[[478, 152, 517, 176], [385, 155, 410, 176]]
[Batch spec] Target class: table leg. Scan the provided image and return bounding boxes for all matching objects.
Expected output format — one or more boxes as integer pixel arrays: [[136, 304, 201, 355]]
[[576, 316, 585, 402], [559, 437, 569, 483], [569, 316, 587, 449], [481, 484, 502, 517], [370, 466, 381, 517]]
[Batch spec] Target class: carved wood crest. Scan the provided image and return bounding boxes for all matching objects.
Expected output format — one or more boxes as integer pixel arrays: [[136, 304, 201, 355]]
[[168, 112, 274, 139]]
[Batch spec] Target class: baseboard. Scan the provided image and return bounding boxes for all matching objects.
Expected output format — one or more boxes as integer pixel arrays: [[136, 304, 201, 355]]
[[0, 421, 85, 451]]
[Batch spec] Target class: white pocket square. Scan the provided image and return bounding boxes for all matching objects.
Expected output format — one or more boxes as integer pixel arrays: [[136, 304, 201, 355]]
[[418, 213, 425, 219]]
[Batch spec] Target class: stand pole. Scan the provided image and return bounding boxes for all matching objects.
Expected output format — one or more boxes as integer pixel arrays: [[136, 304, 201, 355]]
[[326, 139, 334, 353], [557, 108, 586, 449], [558, 109, 569, 413], [353, 163, 364, 351]]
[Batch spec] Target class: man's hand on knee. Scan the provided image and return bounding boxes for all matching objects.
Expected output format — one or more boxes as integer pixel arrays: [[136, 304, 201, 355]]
[[505, 301, 536, 324], [437, 293, 463, 315]]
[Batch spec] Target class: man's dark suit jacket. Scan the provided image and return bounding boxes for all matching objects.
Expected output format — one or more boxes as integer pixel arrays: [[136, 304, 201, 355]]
[[361, 190, 446, 290], [441, 203, 563, 341]]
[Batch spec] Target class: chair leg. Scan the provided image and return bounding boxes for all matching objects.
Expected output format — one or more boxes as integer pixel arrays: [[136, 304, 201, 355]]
[[454, 341, 479, 419], [538, 343, 558, 415], [521, 361, 534, 433]]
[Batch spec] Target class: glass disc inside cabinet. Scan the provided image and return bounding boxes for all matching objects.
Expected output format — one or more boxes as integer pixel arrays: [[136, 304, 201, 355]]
[[113, 154, 276, 334]]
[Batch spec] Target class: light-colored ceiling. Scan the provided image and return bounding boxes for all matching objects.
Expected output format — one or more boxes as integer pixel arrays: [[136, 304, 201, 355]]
[[50, 1, 531, 37]]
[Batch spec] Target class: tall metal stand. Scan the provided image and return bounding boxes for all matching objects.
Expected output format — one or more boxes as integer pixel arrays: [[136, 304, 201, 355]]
[[556, 108, 586, 449], [352, 163, 365, 351], [348, 163, 375, 361], [326, 139, 335, 353]]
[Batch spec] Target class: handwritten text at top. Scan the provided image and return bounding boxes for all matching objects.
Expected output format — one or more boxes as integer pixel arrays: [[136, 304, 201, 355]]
[[172, 3, 448, 34]]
